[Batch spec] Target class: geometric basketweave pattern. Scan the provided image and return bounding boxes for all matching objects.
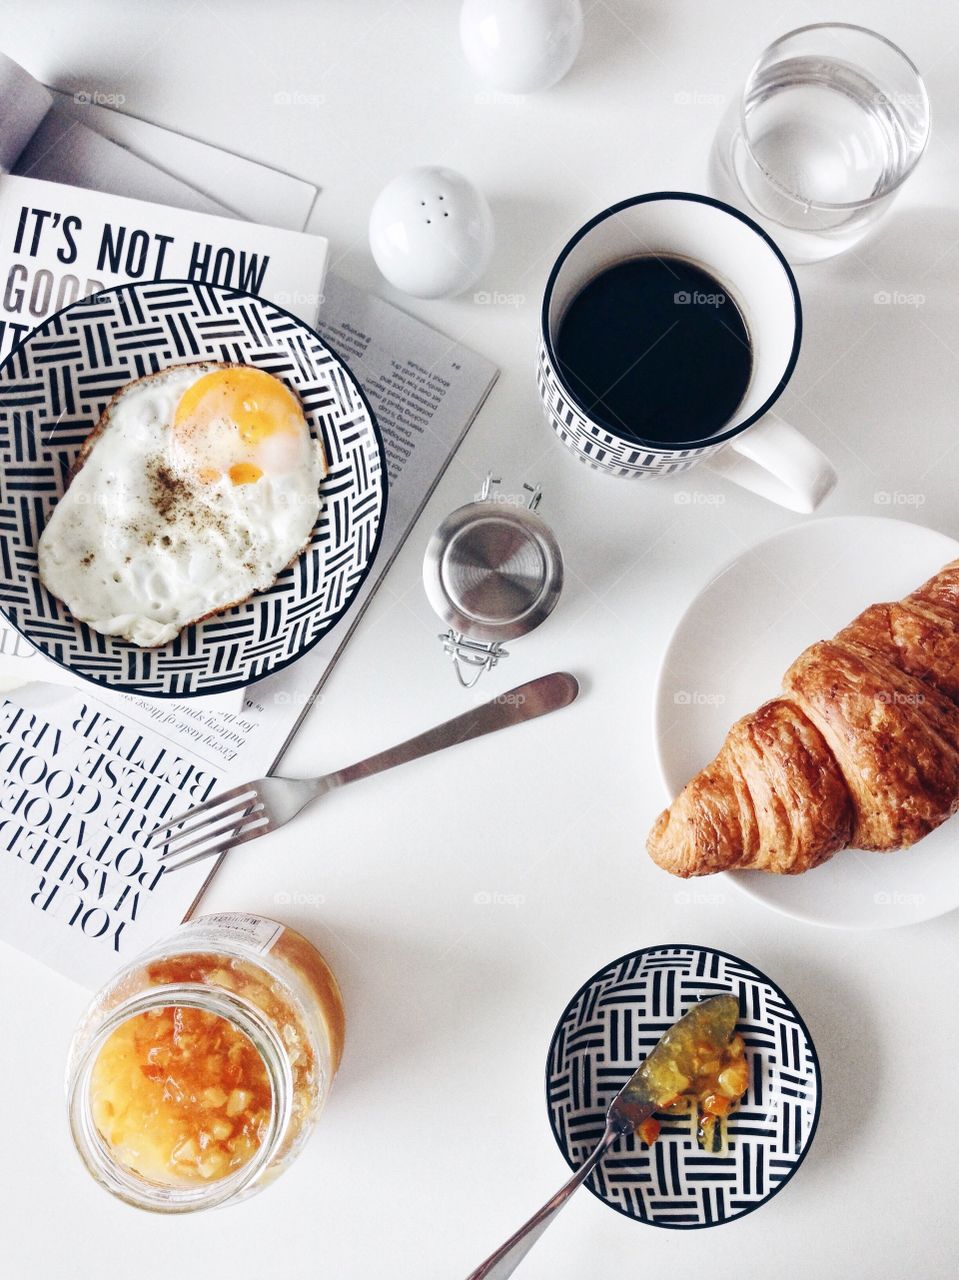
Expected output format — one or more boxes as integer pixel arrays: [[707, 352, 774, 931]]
[[537, 341, 722, 479], [0, 281, 386, 698], [546, 945, 821, 1229]]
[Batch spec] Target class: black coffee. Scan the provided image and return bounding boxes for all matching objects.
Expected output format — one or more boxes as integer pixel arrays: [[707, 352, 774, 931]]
[[554, 255, 752, 444]]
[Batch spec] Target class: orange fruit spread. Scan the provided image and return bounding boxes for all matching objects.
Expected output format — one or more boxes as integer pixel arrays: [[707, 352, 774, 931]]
[[90, 1004, 272, 1186], [639, 1033, 750, 1152], [88, 934, 343, 1190]]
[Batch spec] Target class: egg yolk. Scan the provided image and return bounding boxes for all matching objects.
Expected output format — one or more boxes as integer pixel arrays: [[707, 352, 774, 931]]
[[172, 367, 306, 485]]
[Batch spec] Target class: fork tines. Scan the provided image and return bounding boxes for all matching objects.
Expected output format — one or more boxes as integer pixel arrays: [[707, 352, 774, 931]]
[[148, 782, 273, 873]]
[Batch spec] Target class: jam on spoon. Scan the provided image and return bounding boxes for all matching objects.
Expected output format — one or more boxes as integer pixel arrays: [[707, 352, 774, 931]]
[[630, 992, 749, 1152]]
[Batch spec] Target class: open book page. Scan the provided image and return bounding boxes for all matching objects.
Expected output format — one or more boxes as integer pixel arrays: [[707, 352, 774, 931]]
[[0, 682, 259, 988], [0, 685, 211, 986]]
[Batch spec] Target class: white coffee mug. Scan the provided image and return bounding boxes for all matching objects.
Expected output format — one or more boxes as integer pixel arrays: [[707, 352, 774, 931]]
[[538, 192, 837, 513]]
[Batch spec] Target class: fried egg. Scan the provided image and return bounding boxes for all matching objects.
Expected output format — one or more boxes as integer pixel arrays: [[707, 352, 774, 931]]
[[38, 363, 326, 647]]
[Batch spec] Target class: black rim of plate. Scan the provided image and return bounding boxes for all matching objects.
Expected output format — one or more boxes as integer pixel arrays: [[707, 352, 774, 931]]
[[540, 191, 803, 451], [543, 943, 823, 1230], [0, 279, 389, 698]]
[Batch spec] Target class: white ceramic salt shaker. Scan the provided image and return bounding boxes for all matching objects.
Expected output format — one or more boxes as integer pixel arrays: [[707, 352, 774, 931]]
[[368, 166, 495, 299], [459, 0, 584, 93]]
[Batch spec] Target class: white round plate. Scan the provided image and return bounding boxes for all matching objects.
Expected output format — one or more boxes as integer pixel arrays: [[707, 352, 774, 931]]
[[654, 517, 959, 929]]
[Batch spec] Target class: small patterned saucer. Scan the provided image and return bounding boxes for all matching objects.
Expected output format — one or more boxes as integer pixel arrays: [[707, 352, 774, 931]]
[[545, 945, 821, 1229]]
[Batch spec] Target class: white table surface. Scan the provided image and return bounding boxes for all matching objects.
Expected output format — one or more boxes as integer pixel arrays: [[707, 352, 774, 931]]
[[2, 2, 958, 1277]]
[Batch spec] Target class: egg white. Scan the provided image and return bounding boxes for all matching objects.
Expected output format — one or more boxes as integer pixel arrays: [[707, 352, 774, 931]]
[[38, 364, 325, 647]]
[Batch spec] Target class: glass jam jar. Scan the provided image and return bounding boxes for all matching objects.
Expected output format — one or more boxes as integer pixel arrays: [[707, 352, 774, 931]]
[[66, 912, 344, 1212]]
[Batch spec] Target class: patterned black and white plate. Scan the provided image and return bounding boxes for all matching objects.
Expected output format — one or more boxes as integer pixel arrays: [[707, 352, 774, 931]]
[[0, 281, 386, 697], [546, 945, 821, 1229]]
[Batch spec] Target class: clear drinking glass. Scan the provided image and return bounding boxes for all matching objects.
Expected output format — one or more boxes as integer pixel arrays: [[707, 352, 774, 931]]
[[709, 23, 930, 264]]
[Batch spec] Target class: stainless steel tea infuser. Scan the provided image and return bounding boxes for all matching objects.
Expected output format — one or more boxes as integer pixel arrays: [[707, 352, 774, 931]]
[[422, 475, 564, 687]]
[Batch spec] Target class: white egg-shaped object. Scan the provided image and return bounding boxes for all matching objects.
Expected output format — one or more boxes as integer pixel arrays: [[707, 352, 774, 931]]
[[459, 0, 584, 93], [369, 166, 495, 299]]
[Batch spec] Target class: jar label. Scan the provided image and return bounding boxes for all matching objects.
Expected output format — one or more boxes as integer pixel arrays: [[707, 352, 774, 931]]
[[196, 912, 284, 954]]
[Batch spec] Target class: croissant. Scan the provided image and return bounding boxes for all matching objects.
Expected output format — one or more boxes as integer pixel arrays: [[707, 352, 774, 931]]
[[647, 559, 959, 877]]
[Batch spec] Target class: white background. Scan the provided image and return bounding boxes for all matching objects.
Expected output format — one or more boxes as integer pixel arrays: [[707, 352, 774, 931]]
[[2, 2, 958, 1277]]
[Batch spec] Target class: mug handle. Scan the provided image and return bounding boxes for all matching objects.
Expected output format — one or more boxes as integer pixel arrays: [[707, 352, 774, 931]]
[[704, 416, 837, 514]]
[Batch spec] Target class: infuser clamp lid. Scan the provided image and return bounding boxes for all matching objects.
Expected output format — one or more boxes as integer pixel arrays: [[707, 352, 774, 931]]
[[423, 474, 564, 687]]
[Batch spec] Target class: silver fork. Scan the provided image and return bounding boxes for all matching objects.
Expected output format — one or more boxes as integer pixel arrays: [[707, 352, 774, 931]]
[[148, 671, 579, 872]]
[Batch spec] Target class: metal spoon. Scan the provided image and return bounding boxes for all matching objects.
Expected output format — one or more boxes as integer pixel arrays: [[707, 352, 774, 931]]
[[464, 994, 739, 1279]]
